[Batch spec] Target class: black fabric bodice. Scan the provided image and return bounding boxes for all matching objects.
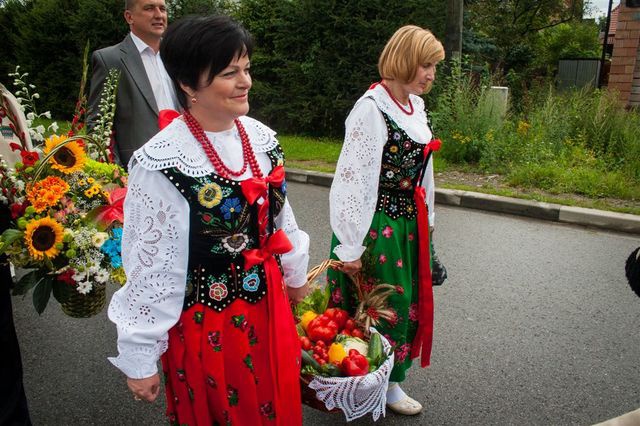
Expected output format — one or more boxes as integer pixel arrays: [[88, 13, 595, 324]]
[[375, 111, 428, 220], [162, 146, 286, 312]]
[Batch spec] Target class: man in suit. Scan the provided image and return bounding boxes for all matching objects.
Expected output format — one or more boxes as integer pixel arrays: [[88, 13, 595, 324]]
[[88, 0, 178, 168]]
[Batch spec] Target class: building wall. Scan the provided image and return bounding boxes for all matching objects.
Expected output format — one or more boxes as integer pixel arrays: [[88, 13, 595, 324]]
[[608, 2, 640, 106]]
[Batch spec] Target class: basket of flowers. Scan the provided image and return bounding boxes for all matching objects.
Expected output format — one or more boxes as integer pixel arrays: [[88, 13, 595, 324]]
[[295, 260, 395, 422], [0, 59, 125, 318]]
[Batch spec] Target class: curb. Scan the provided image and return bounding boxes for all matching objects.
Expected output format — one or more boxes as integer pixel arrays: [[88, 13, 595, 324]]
[[286, 168, 640, 235]]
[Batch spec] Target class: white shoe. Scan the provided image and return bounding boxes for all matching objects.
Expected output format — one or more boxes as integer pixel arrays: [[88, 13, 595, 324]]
[[386, 395, 423, 415]]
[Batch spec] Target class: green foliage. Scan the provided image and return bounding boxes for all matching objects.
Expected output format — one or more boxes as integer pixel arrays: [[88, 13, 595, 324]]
[[2, 0, 126, 118], [431, 64, 640, 201], [532, 21, 601, 72], [236, 0, 446, 136], [166, 0, 231, 20]]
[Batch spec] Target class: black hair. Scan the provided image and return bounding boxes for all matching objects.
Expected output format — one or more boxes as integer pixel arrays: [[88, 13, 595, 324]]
[[160, 15, 254, 109]]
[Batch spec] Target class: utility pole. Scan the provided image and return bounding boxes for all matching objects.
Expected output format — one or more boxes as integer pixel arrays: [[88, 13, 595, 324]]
[[444, 0, 463, 61]]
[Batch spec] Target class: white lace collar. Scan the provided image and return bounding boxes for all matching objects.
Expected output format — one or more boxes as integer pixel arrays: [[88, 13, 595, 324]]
[[359, 84, 428, 130], [131, 115, 278, 177]]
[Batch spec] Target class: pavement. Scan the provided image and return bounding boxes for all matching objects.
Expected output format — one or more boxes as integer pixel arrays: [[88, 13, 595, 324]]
[[286, 168, 640, 235]]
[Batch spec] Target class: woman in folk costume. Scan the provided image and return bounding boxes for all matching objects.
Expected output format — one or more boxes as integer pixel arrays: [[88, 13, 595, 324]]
[[107, 15, 310, 426], [327, 25, 444, 415]]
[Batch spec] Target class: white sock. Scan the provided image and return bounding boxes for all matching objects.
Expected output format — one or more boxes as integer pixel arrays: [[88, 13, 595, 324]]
[[386, 382, 408, 404]]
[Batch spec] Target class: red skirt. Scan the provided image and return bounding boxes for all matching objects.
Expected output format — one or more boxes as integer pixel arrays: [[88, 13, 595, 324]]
[[161, 282, 302, 425]]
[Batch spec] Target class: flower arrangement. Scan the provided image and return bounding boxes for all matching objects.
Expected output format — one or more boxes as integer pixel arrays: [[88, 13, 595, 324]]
[[0, 54, 125, 317]]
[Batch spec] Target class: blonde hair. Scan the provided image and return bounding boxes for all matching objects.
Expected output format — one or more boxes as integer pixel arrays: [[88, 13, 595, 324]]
[[378, 25, 445, 84]]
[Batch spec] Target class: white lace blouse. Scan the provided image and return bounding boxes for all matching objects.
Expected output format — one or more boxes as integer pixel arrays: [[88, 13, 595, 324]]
[[107, 116, 310, 379], [330, 85, 436, 262]]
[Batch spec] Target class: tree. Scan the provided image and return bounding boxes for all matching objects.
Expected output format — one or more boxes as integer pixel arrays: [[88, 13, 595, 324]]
[[532, 21, 601, 72], [236, 0, 446, 136], [467, 0, 584, 71]]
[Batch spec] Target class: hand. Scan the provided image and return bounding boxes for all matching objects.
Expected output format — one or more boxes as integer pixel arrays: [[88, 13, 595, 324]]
[[339, 259, 362, 275], [287, 283, 310, 305], [127, 374, 161, 403]]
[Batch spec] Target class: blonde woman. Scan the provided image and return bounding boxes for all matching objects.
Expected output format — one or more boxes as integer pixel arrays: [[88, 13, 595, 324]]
[[327, 25, 444, 415]]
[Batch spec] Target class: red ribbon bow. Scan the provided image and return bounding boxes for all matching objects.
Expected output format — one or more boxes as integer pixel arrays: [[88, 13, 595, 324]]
[[242, 229, 293, 270], [94, 187, 127, 227], [158, 109, 181, 130], [410, 185, 434, 368], [240, 165, 286, 205]]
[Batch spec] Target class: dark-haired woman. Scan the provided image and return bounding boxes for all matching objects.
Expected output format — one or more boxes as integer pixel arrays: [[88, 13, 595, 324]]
[[327, 25, 444, 415], [107, 15, 309, 426]]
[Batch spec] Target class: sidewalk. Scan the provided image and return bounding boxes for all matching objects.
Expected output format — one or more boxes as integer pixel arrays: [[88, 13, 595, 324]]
[[286, 168, 640, 235]]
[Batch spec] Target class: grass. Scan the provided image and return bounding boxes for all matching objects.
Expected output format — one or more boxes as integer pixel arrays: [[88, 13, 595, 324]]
[[278, 135, 342, 173]]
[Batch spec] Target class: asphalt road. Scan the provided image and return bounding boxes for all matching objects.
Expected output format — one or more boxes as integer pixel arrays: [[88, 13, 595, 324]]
[[12, 181, 640, 425]]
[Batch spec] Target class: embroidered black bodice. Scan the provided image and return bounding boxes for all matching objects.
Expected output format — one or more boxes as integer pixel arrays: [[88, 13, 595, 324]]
[[163, 146, 286, 312], [375, 111, 428, 220]]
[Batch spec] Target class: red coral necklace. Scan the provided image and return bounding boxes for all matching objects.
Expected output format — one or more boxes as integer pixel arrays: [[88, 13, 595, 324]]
[[183, 110, 262, 179], [378, 81, 414, 115]]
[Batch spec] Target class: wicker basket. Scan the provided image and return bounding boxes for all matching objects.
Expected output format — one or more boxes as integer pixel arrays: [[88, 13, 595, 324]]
[[60, 282, 107, 318], [299, 259, 394, 413]]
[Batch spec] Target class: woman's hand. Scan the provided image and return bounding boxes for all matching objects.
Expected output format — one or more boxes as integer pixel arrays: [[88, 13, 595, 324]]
[[127, 374, 161, 403], [287, 283, 310, 305], [339, 259, 362, 275]]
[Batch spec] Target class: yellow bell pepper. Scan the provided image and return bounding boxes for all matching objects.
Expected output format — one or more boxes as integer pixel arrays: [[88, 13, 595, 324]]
[[328, 342, 347, 364], [300, 311, 318, 331]]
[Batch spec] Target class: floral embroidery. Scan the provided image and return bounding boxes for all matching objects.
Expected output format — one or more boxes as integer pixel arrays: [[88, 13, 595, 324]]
[[395, 343, 412, 363], [395, 285, 405, 295], [248, 325, 258, 346], [227, 385, 239, 406], [409, 303, 419, 321], [193, 311, 203, 324], [399, 178, 412, 189], [243, 354, 254, 372], [396, 259, 403, 268], [207, 375, 217, 388], [382, 226, 393, 238], [389, 145, 398, 153], [209, 282, 228, 301], [408, 233, 414, 241], [260, 402, 276, 420], [392, 131, 401, 141], [378, 254, 387, 264], [385, 170, 394, 178], [231, 314, 249, 331], [220, 197, 241, 220], [221, 233, 249, 253], [243, 273, 260, 292], [198, 182, 223, 208], [208, 331, 222, 351], [368, 229, 378, 239], [176, 369, 186, 382], [331, 287, 343, 304]]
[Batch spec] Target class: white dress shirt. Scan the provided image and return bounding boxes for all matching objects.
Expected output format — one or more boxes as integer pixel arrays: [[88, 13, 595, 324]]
[[130, 32, 179, 111]]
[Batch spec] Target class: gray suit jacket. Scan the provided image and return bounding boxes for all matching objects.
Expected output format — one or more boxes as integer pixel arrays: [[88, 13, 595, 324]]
[[88, 34, 160, 168]]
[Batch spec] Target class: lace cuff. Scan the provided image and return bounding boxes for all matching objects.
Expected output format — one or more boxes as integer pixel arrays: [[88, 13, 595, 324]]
[[332, 243, 366, 262], [108, 340, 168, 379]]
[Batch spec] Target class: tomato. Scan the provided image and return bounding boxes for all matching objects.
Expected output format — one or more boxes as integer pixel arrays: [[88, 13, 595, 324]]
[[351, 328, 365, 339], [340, 329, 352, 336], [344, 319, 356, 331], [300, 336, 312, 351], [324, 308, 349, 330]]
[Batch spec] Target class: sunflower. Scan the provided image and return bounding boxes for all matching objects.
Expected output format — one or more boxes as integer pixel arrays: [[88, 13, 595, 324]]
[[198, 182, 223, 208], [44, 135, 87, 174], [24, 217, 65, 260]]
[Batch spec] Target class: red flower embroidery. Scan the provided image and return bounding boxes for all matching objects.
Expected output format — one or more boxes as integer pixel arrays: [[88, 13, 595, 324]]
[[209, 282, 228, 301], [382, 226, 393, 238]]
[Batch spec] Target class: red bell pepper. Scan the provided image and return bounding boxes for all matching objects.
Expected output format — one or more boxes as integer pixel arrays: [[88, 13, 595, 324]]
[[341, 349, 370, 376], [324, 308, 349, 330], [307, 314, 339, 344]]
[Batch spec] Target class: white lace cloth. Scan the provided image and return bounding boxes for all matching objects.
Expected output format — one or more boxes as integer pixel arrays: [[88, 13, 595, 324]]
[[308, 328, 394, 422], [330, 84, 435, 262], [108, 117, 310, 379]]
